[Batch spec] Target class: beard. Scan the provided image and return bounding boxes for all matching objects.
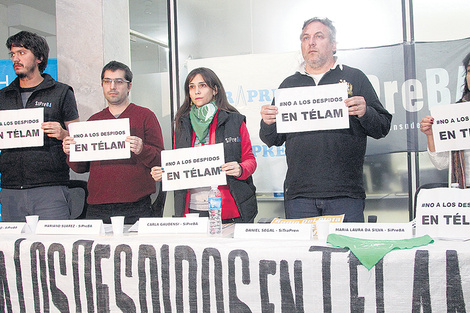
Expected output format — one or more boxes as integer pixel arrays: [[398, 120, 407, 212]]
[[306, 54, 329, 70], [14, 62, 37, 79]]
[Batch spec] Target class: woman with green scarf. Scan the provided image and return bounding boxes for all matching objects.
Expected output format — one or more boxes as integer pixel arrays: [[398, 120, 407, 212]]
[[151, 67, 258, 223]]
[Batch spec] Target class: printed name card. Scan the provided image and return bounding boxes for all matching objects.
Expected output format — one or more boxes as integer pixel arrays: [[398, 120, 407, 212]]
[[275, 83, 349, 133], [234, 224, 313, 240], [430, 103, 470, 152], [138, 217, 209, 234], [35, 220, 105, 235], [161, 143, 226, 191], [415, 187, 470, 239], [0, 223, 27, 234], [68, 118, 131, 162], [0, 108, 44, 149], [330, 223, 413, 240]]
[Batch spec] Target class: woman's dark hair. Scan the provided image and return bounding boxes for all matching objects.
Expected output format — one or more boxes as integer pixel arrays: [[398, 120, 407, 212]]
[[6, 31, 49, 73], [175, 67, 238, 132], [462, 52, 470, 100]]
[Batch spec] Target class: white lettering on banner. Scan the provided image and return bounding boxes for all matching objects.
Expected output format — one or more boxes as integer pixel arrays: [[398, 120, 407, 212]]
[[0, 238, 467, 312]]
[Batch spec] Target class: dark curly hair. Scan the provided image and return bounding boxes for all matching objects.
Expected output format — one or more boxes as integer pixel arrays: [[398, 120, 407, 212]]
[[6, 31, 49, 73]]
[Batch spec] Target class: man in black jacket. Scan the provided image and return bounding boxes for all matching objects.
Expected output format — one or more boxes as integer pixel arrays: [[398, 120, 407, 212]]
[[0, 31, 79, 221], [260, 17, 391, 222]]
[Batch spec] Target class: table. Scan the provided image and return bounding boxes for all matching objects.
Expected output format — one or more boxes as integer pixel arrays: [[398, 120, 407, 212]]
[[0, 230, 468, 312]]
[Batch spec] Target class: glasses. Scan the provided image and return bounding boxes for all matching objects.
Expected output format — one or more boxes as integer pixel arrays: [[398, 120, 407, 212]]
[[102, 78, 129, 85]]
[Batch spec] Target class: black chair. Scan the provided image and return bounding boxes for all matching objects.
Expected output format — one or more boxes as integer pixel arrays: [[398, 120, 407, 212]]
[[367, 215, 378, 223], [68, 180, 88, 219], [152, 181, 166, 217]]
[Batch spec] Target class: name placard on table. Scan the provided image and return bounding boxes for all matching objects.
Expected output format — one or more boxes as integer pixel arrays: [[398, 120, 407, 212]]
[[330, 222, 413, 240], [35, 220, 105, 235], [234, 224, 313, 240], [0, 223, 27, 234], [138, 217, 209, 234]]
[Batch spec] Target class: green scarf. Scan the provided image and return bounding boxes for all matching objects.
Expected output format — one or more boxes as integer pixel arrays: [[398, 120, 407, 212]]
[[327, 234, 434, 270], [189, 101, 218, 143]]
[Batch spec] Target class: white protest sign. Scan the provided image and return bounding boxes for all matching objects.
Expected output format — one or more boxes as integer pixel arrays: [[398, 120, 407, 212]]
[[161, 143, 226, 191], [415, 187, 470, 240], [68, 118, 130, 162], [329, 222, 413, 240], [430, 103, 470, 152], [138, 217, 209, 234], [275, 83, 349, 133], [0, 108, 44, 149], [35, 220, 105, 235]]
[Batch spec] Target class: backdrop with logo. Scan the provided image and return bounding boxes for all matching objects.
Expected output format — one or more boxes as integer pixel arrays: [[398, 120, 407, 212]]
[[187, 38, 470, 192]]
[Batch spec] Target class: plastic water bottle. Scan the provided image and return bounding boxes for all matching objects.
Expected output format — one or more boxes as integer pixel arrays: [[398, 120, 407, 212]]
[[208, 186, 222, 235]]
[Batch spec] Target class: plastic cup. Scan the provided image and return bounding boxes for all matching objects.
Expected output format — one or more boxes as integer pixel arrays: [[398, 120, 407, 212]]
[[315, 220, 331, 242], [111, 216, 125, 235], [25, 215, 39, 233]]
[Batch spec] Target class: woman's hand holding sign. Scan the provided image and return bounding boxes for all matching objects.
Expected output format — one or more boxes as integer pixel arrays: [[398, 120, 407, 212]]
[[420, 115, 436, 152], [151, 166, 163, 181], [222, 161, 242, 178]]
